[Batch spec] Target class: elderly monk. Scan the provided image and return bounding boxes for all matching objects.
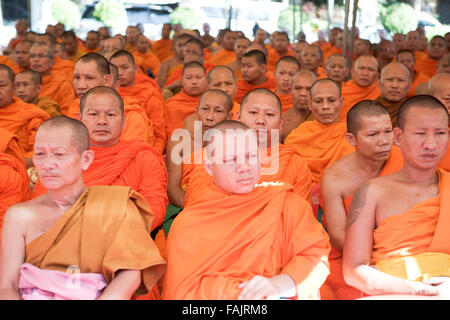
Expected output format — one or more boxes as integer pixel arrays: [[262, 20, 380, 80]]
[[0, 115, 166, 300], [152, 23, 173, 63], [234, 50, 276, 104], [280, 70, 316, 143], [300, 45, 325, 78], [415, 36, 448, 78], [274, 56, 300, 112], [0, 64, 50, 166], [163, 120, 330, 300], [13, 40, 32, 73], [208, 29, 237, 66], [68, 53, 154, 145], [324, 54, 349, 86], [226, 36, 251, 79], [375, 62, 411, 128], [62, 30, 86, 63], [134, 34, 161, 78], [15, 70, 61, 117], [164, 61, 208, 139], [343, 95, 450, 299], [32, 87, 168, 233], [396, 49, 430, 98], [29, 43, 76, 115], [110, 50, 166, 153], [339, 55, 380, 122], [284, 79, 354, 184], [266, 31, 294, 73], [321, 101, 403, 300]]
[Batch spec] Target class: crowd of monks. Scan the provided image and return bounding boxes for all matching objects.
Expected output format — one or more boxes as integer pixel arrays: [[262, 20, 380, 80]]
[[0, 17, 450, 300]]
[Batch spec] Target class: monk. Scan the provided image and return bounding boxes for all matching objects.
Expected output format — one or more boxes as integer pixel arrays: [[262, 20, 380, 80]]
[[284, 78, 355, 184], [62, 30, 86, 63], [343, 95, 450, 299], [15, 70, 61, 117], [437, 53, 450, 74], [300, 45, 325, 78], [396, 49, 430, 98], [13, 40, 32, 73], [124, 26, 140, 53], [375, 62, 411, 128], [324, 54, 349, 85], [280, 70, 316, 143], [226, 36, 251, 79], [0, 127, 26, 165], [164, 61, 208, 139], [163, 120, 330, 300], [32, 87, 168, 233], [376, 40, 396, 72], [152, 23, 173, 63], [353, 38, 371, 58], [321, 100, 403, 300], [29, 43, 76, 115], [339, 55, 380, 122], [266, 31, 293, 73], [0, 115, 166, 300], [0, 64, 50, 166], [134, 34, 161, 78], [234, 50, 276, 104], [110, 50, 166, 153], [82, 30, 100, 53], [4, 19, 28, 55], [273, 56, 300, 112], [292, 41, 308, 66], [208, 29, 237, 66], [415, 35, 448, 77]]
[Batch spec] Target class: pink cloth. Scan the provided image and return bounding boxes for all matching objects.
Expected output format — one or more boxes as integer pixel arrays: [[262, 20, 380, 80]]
[[19, 263, 107, 300]]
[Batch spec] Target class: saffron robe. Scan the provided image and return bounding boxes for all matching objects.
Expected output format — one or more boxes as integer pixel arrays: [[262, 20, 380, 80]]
[[339, 79, 380, 123], [407, 71, 430, 98], [415, 56, 439, 78], [234, 76, 277, 104], [133, 50, 161, 77], [208, 48, 236, 66], [164, 90, 201, 139], [374, 96, 406, 128], [0, 127, 26, 164], [36, 96, 61, 117], [39, 73, 77, 115], [152, 39, 173, 63]]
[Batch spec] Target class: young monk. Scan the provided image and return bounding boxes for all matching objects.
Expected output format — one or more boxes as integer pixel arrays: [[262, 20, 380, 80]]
[[234, 50, 276, 104], [415, 36, 448, 78], [396, 49, 430, 98], [152, 23, 173, 63], [163, 120, 330, 300], [284, 78, 354, 184], [124, 26, 140, 53], [273, 55, 300, 112], [32, 87, 168, 233], [300, 45, 325, 78], [0, 64, 50, 167], [321, 100, 404, 300], [266, 31, 293, 73], [292, 41, 308, 66], [339, 55, 380, 122], [324, 54, 349, 86], [208, 29, 237, 66], [61, 31, 86, 63], [280, 70, 316, 143], [375, 62, 411, 128], [226, 36, 251, 79], [110, 50, 166, 153], [343, 95, 450, 299], [0, 115, 166, 300], [164, 61, 208, 139], [134, 34, 161, 78]]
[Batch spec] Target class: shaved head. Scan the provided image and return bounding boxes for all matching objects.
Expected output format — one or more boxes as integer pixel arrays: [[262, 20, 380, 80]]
[[397, 95, 448, 130], [347, 100, 390, 135]]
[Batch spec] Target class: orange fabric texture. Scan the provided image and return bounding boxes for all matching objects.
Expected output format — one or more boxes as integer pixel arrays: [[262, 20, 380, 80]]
[[36, 96, 61, 117], [275, 92, 293, 113], [266, 49, 294, 73], [0, 127, 26, 164], [374, 96, 405, 128], [163, 180, 330, 299], [407, 71, 430, 98], [208, 48, 236, 66], [52, 57, 75, 79], [39, 73, 76, 115], [32, 140, 168, 231], [164, 90, 200, 139], [152, 39, 173, 62], [26, 186, 166, 296], [133, 50, 161, 77], [284, 120, 354, 184], [339, 79, 381, 123], [67, 49, 87, 63], [234, 75, 277, 104], [415, 56, 439, 78]]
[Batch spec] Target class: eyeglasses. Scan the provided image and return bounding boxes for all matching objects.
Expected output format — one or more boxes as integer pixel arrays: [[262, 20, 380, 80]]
[[29, 53, 50, 59]]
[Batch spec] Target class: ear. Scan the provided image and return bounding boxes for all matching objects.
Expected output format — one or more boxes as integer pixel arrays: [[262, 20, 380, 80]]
[[81, 150, 95, 170], [393, 127, 402, 146], [203, 156, 213, 176], [226, 112, 233, 120], [236, 111, 241, 121], [103, 74, 111, 86], [344, 132, 356, 147]]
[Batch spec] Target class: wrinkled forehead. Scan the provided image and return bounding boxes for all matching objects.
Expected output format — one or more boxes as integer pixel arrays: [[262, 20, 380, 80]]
[[206, 129, 259, 159]]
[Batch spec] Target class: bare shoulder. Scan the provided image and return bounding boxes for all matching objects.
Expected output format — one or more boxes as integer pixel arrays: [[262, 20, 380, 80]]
[[3, 197, 42, 229], [322, 153, 354, 186]]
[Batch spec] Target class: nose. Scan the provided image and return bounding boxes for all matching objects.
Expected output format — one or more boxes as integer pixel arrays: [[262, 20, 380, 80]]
[[423, 133, 438, 150]]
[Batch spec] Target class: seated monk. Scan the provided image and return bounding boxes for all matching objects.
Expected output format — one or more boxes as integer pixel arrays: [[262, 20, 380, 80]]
[[29, 42, 76, 115], [324, 54, 349, 86], [164, 61, 208, 139], [343, 95, 450, 299], [110, 50, 166, 153], [0, 127, 26, 165], [162, 120, 330, 300], [0, 64, 50, 167], [375, 62, 411, 128], [273, 55, 300, 112], [124, 26, 140, 53], [15, 70, 61, 117], [152, 23, 173, 63], [226, 36, 251, 79], [266, 31, 294, 73], [396, 49, 430, 98], [81, 30, 100, 53], [339, 55, 380, 122], [61, 30, 87, 63], [67, 53, 154, 145], [0, 116, 166, 300], [208, 29, 237, 66], [292, 41, 308, 66], [234, 50, 276, 104], [353, 38, 371, 59], [376, 40, 396, 72], [280, 70, 316, 143], [284, 78, 355, 184], [134, 34, 161, 78], [415, 36, 448, 78], [13, 40, 33, 74], [32, 87, 168, 232], [321, 100, 403, 300], [299, 44, 325, 78]]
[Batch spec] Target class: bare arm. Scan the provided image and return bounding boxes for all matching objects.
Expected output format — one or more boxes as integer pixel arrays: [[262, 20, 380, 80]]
[[166, 138, 186, 209], [97, 269, 141, 300], [237, 274, 297, 300], [157, 60, 170, 88]]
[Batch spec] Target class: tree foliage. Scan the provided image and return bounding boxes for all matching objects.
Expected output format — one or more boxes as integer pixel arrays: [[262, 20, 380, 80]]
[[51, 0, 81, 30], [93, 0, 128, 30], [380, 2, 418, 35], [169, 6, 206, 30]]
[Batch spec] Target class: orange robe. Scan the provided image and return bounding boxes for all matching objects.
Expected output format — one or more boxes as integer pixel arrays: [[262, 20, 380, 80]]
[[36, 96, 61, 117], [26, 186, 166, 297], [407, 71, 430, 98], [0, 153, 30, 234], [339, 79, 381, 123], [234, 75, 277, 104], [323, 147, 404, 300], [415, 56, 439, 78], [164, 90, 201, 139], [208, 48, 236, 66], [67, 48, 87, 63], [374, 96, 406, 128], [164, 63, 215, 87], [52, 57, 75, 79], [438, 145, 450, 172], [267, 48, 294, 73], [275, 92, 293, 113], [32, 140, 168, 231], [39, 73, 77, 116], [0, 55, 16, 69], [152, 39, 173, 62], [0, 127, 26, 164], [162, 180, 330, 300], [284, 120, 354, 184], [133, 50, 161, 77], [0, 98, 50, 158]]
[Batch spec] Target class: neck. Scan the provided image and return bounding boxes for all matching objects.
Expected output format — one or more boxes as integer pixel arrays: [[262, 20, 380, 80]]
[[276, 88, 289, 96], [90, 139, 120, 148], [249, 74, 268, 86], [293, 105, 311, 118], [277, 48, 288, 56], [45, 180, 86, 210], [354, 152, 387, 178], [30, 96, 39, 105], [400, 164, 438, 186]]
